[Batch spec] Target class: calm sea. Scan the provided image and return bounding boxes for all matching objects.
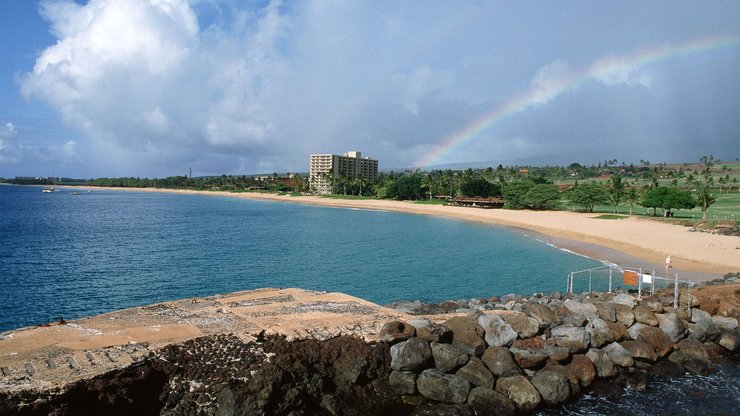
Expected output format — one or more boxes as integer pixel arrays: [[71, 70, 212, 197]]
[[0, 184, 602, 331]]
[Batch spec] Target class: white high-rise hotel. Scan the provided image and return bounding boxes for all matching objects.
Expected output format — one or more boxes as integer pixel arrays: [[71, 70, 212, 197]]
[[309, 151, 378, 194]]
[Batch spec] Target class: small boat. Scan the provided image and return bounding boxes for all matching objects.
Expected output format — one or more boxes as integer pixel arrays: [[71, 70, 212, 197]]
[[42, 186, 56, 193], [69, 191, 81, 195]]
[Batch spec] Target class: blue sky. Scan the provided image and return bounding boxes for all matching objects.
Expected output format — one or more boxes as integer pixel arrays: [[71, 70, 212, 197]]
[[1, 0, 739, 178]]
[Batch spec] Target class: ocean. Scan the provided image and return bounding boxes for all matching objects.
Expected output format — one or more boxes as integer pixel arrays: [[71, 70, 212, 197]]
[[1, 184, 738, 413], [0, 184, 603, 331]]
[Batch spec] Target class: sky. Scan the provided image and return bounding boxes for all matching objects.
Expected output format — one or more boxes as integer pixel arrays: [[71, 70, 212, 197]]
[[0, 1, 739, 178]]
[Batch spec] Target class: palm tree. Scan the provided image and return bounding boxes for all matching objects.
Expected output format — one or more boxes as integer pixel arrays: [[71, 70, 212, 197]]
[[696, 186, 716, 220], [607, 175, 625, 213], [627, 188, 639, 215], [421, 173, 434, 200]]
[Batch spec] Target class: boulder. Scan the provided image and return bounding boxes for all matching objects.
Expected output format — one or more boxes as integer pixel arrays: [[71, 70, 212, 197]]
[[531, 370, 571, 405], [522, 302, 560, 327], [640, 296, 663, 313], [688, 309, 719, 341], [495, 375, 542, 413], [541, 339, 571, 362], [633, 306, 659, 326], [667, 350, 713, 375], [696, 294, 719, 315], [603, 342, 634, 367], [410, 319, 453, 343], [585, 348, 617, 377], [391, 338, 432, 371], [467, 386, 516, 416], [717, 300, 740, 318], [611, 294, 637, 309], [651, 360, 685, 380], [563, 300, 599, 319], [605, 321, 630, 341], [416, 369, 471, 404], [456, 357, 494, 388], [481, 346, 521, 377], [477, 314, 517, 348], [379, 320, 416, 344], [501, 312, 540, 339], [509, 338, 549, 369], [675, 338, 710, 360], [432, 342, 469, 373], [586, 318, 614, 348], [446, 316, 487, 356], [389, 370, 416, 394], [613, 304, 636, 327], [568, 354, 597, 387], [633, 326, 674, 358], [627, 322, 650, 341], [656, 312, 688, 343], [620, 340, 657, 362], [549, 324, 589, 353], [712, 316, 738, 331], [594, 302, 617, 322], [718, 331, 740, 352]]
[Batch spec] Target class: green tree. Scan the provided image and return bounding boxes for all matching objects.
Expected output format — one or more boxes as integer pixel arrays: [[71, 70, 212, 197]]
[[695, 186, 716, 220], [523, 184, 561, 210], [386, 175, 423, 200], [642, 187, 695, 217], [567, 183, 608, 212], [607, 175, 625, 213], [502, 180, 535, 209], [460, 178, 501, 198], [626, 187, 640, 215]]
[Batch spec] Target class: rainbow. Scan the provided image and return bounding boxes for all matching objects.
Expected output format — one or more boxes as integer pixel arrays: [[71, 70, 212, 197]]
[[414, 33, 740, 168]]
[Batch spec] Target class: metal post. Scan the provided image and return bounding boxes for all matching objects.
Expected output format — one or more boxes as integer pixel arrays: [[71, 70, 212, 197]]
[[673, 272, 679, 309], [589, 270, 592, 294], [637, 267, 642, 299], [687, 282, 692, 310], [608, 268, 613, 293]]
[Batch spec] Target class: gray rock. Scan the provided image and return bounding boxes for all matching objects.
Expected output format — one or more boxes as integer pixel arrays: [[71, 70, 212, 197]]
[[467, 386, 516, 416], [718, 331, 740, 352], [409, 319, 453, 343], [640, 296, 663, 313], [389, 370, 416, 394], [613, 304, 636, 327], [563, 300, 598, 318], [620, 340, 658, 362], [634, 325, 674, 358], [495, 375, 542, 413], [456, 357, 494, 388], [501, 311, 541, 339], [390, 338, 432, 371], [628, 322, 651, 341], [712, 316, 738, 331], [633, 306, 659, 326], [611, 294, 637, 309], [603, 342, 634, 367], [594, 302, 617, 322], [656, 312, 688, 343], [481, 346, 521, 377], [416, 368, 471, 404], [432, 342, 469, 373], [586, 318, 614, 348], [477, 313, 517, 347], [446, 316, 487, 356], [585, 348, 617, 377], [522, 302, 560, 327], [531, 370, 571, 405], [551, 324, 591, 346], [379, 320, 416, 344], [690, 309, 720, 339]]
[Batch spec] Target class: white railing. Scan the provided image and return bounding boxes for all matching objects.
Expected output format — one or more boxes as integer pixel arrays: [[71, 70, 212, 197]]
[[567, 264, 695, 310]]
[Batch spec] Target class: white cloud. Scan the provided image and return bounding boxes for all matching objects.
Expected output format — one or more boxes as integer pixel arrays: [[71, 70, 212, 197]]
[[4, 122, 15, 135], [591, 56, 654, 88], [529, 59, 574, 106]]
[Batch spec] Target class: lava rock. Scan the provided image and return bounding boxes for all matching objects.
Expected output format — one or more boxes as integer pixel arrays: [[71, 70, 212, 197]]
[[467, 386, 516, 416], [432, 342, 469, 373], [477, 314, 517, 348], [446, 316, 486, 356], [455, 357, 494, 388], [495, 375, 541, 413], [391, 338, 432, 372], [416, 369, 470, 404], [481, 346, 521, 377], [531, 370, 571, 405], [379, 320, 416, 344]]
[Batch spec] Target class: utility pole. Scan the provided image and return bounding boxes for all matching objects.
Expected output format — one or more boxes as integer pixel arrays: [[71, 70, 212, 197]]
[[189, 167, 192, 178]]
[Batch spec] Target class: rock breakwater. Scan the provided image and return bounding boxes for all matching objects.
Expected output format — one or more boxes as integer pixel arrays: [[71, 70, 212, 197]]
[[0, 283, 738, 415], [381, 283, 740, 415]]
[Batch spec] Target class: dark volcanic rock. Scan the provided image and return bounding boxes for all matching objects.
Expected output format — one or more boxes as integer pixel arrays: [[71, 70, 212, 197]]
[[467, 386, 516, 416], [455, 357, 494, 388], [380, 320, 417, 344], [416, 369, 471, 404]]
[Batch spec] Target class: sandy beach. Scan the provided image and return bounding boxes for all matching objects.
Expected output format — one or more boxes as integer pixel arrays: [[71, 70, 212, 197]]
[[74, 187, 739, 280]]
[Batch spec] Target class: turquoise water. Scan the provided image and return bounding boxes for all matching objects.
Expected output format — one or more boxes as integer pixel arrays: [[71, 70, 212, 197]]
[[0, 185, 601, 331]]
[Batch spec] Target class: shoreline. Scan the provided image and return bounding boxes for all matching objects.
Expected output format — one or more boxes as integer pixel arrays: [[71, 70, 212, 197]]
[[66, 186, 739, 281]]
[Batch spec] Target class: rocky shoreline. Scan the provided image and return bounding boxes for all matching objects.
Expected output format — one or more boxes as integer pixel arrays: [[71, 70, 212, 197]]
[[1, 279, 739, 415]]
